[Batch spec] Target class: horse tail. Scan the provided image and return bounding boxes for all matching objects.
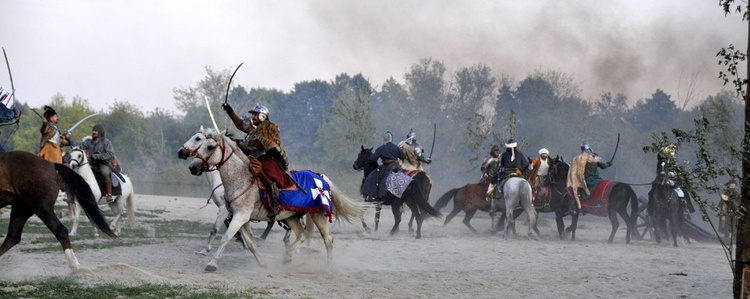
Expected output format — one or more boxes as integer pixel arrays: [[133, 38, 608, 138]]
[[125, 178, 136, 227], [54, 163, 119, 240], [413, 172, 442, 219], [433, 188, 459, 210], [325, 177, 366, 223], [628, 185, 639, 231]]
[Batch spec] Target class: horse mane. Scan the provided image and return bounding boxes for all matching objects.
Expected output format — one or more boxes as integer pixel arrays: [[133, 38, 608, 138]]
[[201, 127, 249, 165]]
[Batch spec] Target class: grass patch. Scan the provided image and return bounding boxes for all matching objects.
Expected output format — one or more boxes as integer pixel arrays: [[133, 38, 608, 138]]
[[0, 277, 269, 299]]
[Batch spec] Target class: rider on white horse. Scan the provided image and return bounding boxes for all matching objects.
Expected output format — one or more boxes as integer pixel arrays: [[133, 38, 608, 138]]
[[487, 139, 529, 198], [221, 102, 294, 218], [67, 124, 119, 203]]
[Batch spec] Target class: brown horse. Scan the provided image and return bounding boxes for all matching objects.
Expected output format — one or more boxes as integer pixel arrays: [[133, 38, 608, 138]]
[[0, 151, 118, 274], [435, 156, 575, 238]]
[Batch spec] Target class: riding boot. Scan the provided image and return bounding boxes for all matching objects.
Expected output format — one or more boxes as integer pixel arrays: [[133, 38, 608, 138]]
[[267, 182, 280, 219], [105, 182, 114, 203]]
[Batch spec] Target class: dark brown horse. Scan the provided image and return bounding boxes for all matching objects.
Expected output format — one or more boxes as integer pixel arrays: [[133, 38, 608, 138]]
[[353, 146, 441, 239], [0, 151, 118, 273], [435, 156, 575, 238], [647, 160, 687, 247], [567, 177, 640, 244]]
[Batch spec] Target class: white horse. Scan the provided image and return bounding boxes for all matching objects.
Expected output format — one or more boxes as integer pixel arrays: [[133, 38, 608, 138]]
[[489, 176, 540, 239], [185, 127, 365, 271], [177, 129, 294, 256], [67, 146, 135, 236]]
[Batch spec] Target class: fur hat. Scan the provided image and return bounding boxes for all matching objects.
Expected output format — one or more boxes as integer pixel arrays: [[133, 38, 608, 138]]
[[505, 139, 517, 148], [43, 105, 57, 121]]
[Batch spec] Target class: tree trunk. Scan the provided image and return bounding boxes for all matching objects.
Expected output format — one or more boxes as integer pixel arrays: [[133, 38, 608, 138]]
[[735, 16, 750, 299]]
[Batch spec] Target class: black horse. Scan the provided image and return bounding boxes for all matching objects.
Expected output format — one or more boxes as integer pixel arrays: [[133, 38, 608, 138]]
[[647, 160, 687, 247], [353, 146, 441, 239], [0, 151, 118, 273], [531, 157, 579, 239]]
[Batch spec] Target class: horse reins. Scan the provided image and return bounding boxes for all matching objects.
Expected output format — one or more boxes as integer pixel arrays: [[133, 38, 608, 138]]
[[194, 137, 234, 171]]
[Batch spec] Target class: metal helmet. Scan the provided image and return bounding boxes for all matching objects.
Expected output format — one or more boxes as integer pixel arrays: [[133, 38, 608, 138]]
[[406, 129, 416, 140], [580, 142, 590, 151], [383, 131, 393, 144], [251, 103, 269, 122], [491, 144, 500, 152]]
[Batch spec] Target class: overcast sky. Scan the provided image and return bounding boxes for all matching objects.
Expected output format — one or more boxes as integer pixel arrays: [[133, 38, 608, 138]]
[[1, 1, 746, 114]]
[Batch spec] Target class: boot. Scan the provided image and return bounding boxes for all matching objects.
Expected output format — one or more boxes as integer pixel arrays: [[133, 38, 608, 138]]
[[105, 182, 114, 203], [267, 182, 280, 219]]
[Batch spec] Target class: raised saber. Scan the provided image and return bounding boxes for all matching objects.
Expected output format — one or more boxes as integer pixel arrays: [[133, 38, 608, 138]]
[[204, 96, 220, 133], [428, 123, 436, 159], [608, 133, 620, 164], [66, 113, 99, 133], [224, 62, 243, 105]]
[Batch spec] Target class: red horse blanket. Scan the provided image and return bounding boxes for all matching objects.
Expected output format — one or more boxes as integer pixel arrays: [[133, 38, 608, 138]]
[[579, 180, 617, 217]]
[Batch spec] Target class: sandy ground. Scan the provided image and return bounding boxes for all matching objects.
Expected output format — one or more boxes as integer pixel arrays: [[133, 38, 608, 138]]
[[0, 193, 734, 298]]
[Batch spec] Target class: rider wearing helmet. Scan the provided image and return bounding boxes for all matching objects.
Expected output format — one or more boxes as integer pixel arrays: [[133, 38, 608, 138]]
[[38, 105, 70, 163], [222, 102, 294, 218], [567, 141, 611, 210], [480, 144, 501, 184], [398, 128, 431, 171]]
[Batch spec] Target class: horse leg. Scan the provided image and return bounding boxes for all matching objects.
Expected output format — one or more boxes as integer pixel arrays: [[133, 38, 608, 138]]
[[0, 207, 33, 257], [197, 206, 231, 256], [521, 198, 540, 239], [282, 218, 306, 265], [205, 211, 255, 271], [504, 204, 514, 240], [389, 201, 402, 236], [616, 206, 631, 244], [408, 213, 416, 234], [555, 210, 566, 240], [108, 200, 123, 235], [36, 207, 93, 274], [462, 209, 479, 234], [311, 214, 334, 263], [407, 201, 423, 239], [374, 202, 382, 232], [360, 202, 371, 233], [443, 205, 462, 227], [68, 202, 80, 237], [607, 209, 620, 244], [238, 222, 266, 268]]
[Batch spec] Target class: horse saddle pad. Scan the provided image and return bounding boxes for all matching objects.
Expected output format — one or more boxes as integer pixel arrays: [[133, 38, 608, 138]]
[[385, 171, 413, 199], [261, 170, 332, 216], [580, 180, 617, 216], [92, 170, 123, 196]]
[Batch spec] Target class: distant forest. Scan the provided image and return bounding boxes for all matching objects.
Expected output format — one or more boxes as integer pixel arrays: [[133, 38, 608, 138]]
[[2, 58, 742, 200]]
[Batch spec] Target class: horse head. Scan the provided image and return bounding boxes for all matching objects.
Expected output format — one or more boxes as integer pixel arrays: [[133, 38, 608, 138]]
[[68, 146, 89, 170], [353, 145, 374, 172], [178, 125, 209, 160], [187, 127, 231, 176]]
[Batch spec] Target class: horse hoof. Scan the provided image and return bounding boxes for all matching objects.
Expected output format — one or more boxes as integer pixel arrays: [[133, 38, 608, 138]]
[[205, 264, 218, 272], [72, 267, 94, 277], [195, 250, 210, 256]]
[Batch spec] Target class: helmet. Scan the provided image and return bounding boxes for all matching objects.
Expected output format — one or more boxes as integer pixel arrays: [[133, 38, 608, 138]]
[[383, 131, 393, 144], [580, 142, 590, 151], [406, 129, 416, 140], [505, 139, 517, 148], [251, 103, 269, 122], [43, 105, 57, 121], [539, 148, 549, 155], [491, 144, 500, 152]]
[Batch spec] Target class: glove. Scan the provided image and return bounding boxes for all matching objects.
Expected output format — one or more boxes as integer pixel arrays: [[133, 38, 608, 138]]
[[221, 103, 234, 114], [606, 161, 613, 167], [423, 158, 432, 164], [91, 152, 100, 160]]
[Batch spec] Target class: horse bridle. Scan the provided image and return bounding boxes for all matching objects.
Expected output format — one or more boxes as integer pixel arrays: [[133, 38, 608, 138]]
[[182, 133, 221, 172], [68, 148, 89, 169], [193, 136, 234, 171]]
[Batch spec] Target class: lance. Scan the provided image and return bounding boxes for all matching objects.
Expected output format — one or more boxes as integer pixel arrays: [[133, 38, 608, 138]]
[[428, 123, 436, 160], [224, 62, 243, 105], [205, 96, 220, 133], [2, 48, 15, 105]]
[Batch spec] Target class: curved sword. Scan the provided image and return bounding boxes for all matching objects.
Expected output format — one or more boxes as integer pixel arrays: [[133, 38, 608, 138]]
[[2, 48, 15, 105], [428, 123, 436, 159], [224, 62, 244, 105], [608, 133, 620, 164], [66, 113, 100, 133]]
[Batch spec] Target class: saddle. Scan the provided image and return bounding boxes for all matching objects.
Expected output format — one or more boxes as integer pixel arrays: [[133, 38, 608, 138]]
[[91, 167, 123, 197]]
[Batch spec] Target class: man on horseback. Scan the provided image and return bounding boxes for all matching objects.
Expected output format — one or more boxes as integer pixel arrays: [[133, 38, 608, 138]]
[[480, 144, 501, 184], [362, 131, 406, 199], [527, 148, 552, 206], [70, 124, 118, 203], [37, 106, 70, 164], [648, 145, 695, 216], [568, 142, 611, 210], [487, 139, 529, 198], [398, 129, 431, 171], [222, 102, 294, 218]]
